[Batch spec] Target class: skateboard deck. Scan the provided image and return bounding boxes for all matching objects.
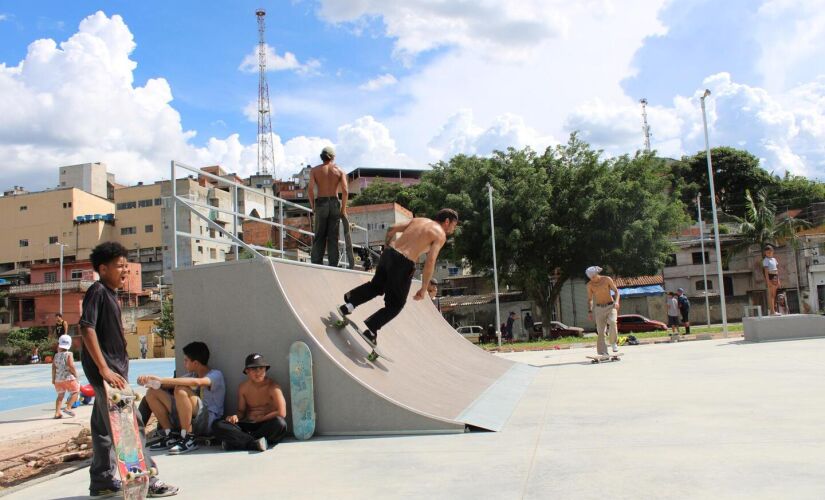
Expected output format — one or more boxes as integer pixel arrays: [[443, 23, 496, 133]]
[[289, 341, 316, 440], [333, 313, 392, 362], [104, 382, 154, 500], [586, 353, 624, 364], [341, 214, 355, 270]]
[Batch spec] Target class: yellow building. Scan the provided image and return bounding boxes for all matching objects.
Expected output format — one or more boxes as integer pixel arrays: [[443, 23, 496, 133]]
[[0, 188, 116, 271], [128, 312, 175, 359], [114, 182, 164, 285]]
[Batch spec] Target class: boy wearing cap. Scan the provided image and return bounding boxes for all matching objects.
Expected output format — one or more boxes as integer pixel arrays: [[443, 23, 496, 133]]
[[52, 334, 80, 419], [212, 353, 287, 451], [309, 145, 349, 267], [138, 341, 225, 455], [676, 288, 691, 334], [586, 266, 621, 355]]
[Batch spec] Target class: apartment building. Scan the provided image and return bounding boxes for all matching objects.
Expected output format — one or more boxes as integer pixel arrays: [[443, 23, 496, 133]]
[[346, 167, 424, 196], [346, 203, 413, 248], [58, 162, 115, 200], [113, 182, 164, 286]]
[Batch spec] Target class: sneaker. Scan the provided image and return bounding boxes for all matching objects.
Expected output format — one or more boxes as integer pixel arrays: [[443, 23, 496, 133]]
[[90, 480, 122, 498], [362, 329, 378, 346], [611, 343, 618, 353], [338, 303, 352, 317], [221, 441, 230, 451], [149, 433, 179, 451], [168, 435, 198, 455], [254, 437, 268, 451], [148, 479, 179, 497]]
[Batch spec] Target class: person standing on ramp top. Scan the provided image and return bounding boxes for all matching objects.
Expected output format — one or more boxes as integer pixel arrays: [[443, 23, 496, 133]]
[[338, 209, 459, 346], [308, 146, 348, 267]]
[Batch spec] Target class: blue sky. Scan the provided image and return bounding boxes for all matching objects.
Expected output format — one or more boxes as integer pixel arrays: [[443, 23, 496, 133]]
[[1, 0, 824, 190]]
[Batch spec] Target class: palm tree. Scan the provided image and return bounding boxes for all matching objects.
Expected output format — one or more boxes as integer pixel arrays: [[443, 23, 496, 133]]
[[727, 189, 809, 259]]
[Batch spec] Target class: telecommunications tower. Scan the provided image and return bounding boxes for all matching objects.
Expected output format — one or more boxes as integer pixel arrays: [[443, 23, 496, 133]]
[[639, 98, 651, 153], [256, 9, 275, 176]]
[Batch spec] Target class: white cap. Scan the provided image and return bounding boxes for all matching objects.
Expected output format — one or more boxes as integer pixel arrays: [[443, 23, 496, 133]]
[[585, 266, 603, 279], [58, 334, 72, 350]]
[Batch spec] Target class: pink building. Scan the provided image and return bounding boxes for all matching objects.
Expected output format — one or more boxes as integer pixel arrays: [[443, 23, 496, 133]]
[[9, 260, 143, 332], [346, 168, 424, 195]]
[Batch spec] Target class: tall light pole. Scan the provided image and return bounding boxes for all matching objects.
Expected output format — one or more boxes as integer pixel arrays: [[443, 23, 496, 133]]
[[697, 196, 711, 327], [54, 242, 67, 315], [487, 183, 502, 347], [700, 89, 728, 335]]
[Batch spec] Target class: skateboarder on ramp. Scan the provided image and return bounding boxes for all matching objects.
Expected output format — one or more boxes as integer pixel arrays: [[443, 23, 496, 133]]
[[338, 209, 459, 347]]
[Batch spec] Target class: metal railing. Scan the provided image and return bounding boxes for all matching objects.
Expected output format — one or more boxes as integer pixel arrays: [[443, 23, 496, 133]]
[[170, 160, 372, 270]]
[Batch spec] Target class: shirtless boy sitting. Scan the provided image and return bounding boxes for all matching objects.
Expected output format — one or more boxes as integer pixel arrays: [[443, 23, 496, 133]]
[[212, 353, 287, 452], [338, 209, 459, 346], [586, 266, 621, 355]]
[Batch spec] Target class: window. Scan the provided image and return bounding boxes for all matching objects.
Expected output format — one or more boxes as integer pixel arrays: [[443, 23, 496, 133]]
[[138, 199, 153, 208], [48, 236, 58, 244], [692, 252, 709, 265], [19, 239, 28, 247], [19, 205, 27, 211], [209, 228, 216, 238], [120, 227, 137, 235], [44, 272, 57, 283], [209, 248, 217, 259], [695, 280, 713, 291], [723, 276, 734, 296], [145, 224, 154, 233], [665, 254, 677, 267], [198, 246, 204, 254], [154, 198, 162, 206], [116, 201, 137, 210], [71, 269, 83, 280]]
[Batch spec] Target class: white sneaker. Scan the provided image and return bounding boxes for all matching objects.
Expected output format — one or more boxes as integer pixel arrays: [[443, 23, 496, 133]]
[[254, 437, 268, 451], [611, 343, 618, 353]]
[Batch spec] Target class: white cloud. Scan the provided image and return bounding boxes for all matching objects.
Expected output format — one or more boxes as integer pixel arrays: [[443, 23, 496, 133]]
[[359, 73, 398, 91], [238, 44, 321, 75], [336, 116, 415, 168], [0, 14, 8, 22]]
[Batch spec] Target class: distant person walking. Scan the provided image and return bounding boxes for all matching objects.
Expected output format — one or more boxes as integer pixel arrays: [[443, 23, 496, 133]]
[[506, 312, 517, 339], [667, 292, 681, 334], [54, 313, 68, 338], [586, 266, 621, 355], [338, 209, 459, 346], [524, 312, 534, 336], [762, 244, 781, 315], [308, 146, 348, 267], [676, 288, 691, 334]]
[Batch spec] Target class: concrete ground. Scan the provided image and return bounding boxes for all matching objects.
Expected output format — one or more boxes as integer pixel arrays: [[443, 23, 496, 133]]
[[4, 336, 825, 499]]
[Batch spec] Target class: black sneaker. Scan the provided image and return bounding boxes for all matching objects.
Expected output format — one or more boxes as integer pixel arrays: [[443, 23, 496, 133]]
[[363, 329, 378, 346], [148, 479, 179, 497], [149, 433, 178, 451], [90, 479, 122, 498], [338, 303, 351, 317], [168, 434, 198, 455]]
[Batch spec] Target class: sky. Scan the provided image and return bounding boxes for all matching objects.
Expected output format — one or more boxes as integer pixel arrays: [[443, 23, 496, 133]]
[[1, 0, 824, 191]]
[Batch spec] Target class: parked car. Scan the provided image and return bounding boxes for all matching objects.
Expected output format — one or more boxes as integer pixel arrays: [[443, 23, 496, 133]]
[[546, 321, 584, 339], [456, 325, 483, 343], [616, 314, 667, 333]]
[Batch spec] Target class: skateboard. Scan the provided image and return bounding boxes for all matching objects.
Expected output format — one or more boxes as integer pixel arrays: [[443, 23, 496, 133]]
[[341, 214, 355, 270], [289, 341, 316, 440], [333, 313, 391, 362], [104, 382, 155, 499], [586, 352, 624, 364]]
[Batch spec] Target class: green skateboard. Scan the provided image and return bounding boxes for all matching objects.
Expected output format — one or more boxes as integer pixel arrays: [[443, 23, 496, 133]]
[[289, 341, 316, 440]]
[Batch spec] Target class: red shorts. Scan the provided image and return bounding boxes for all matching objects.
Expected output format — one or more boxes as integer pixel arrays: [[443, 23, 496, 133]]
[[54, 379, 80, 393]]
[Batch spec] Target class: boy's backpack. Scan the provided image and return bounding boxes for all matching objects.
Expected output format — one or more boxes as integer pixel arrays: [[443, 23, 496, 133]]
[[626, 334, 640, 346], [678, 295, 690, 309]]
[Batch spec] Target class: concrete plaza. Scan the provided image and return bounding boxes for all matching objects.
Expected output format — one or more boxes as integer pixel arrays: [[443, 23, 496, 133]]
[[4, 336, 825, 499]]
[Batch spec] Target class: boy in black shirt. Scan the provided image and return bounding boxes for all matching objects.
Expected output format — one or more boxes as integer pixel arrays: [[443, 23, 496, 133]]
[[80, 242, 178, 497]]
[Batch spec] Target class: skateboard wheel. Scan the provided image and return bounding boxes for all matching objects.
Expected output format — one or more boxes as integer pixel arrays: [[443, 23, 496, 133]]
[[111, 393, 121, 403], [134, 393, 142, 402], [150, 467, 158, 477], [368, 352, 378, 362], [204, 439, 212, 446], [126, 471, 136, 481]]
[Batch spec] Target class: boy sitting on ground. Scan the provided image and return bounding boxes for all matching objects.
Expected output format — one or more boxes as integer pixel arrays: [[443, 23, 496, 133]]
[[212, 353, 287, 451], [138, 341, 225, 454]]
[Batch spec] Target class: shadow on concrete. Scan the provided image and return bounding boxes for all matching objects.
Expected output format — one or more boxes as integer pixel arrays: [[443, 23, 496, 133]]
[[320, 313, 390, 372]]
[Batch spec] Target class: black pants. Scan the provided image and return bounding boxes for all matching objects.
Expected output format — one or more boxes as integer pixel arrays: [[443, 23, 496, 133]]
[[212, 417, 288, 450], [346, 247, 415, 333], [90, 383, 156, 490], [311, 197, 341, 267]]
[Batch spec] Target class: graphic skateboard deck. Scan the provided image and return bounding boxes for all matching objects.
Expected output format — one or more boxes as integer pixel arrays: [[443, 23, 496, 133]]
[[341, 214, 355, 270], [104, 382, 154, 500], [333, 313, 392, 362], [289, 341, 316, 440], [586, 353, 624, 364]]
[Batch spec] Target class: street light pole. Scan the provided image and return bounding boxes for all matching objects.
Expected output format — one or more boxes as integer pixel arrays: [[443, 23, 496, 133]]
[[697, 196, 711, 327], [487, 183, 502, 347], [700, 89, 729, 336]]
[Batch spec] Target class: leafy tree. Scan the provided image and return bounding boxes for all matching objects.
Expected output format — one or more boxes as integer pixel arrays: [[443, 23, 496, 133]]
[[7, 327, 50, 357], [675, 147, 776, 218], [727, 189, 809, 261], [351, 178, 414, 208], [769, 173, 825, 217], [410, 135, 687, 321], [155, 299, 174, 341]]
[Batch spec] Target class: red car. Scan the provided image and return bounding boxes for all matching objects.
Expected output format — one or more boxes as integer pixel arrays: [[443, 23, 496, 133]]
[[616, 314, 667, 333]]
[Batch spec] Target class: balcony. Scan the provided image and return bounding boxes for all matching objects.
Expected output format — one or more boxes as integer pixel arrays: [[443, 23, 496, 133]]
[[10, 280, 96, 296]]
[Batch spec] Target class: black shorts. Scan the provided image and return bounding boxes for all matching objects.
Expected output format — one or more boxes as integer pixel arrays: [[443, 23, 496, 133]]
[[667, 315, 680, 327], [681, 310, 690, 323]]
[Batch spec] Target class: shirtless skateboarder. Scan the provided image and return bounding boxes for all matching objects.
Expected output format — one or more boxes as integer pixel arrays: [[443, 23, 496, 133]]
[[308, 146, 349, 267], [586, 266, 621, 355], [337, 209, 459, 345]]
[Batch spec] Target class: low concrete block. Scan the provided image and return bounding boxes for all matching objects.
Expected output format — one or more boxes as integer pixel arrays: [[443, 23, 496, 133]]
[[743, 314, 825, 342]]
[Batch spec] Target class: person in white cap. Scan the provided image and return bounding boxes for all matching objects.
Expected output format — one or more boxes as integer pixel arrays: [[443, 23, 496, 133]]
[[308, 145, 349, 267], [585, 266, 621, 355], [52, 334, 80, 418]]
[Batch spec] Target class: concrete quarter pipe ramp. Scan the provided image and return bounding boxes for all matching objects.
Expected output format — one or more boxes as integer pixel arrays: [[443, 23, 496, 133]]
[[174, 258, 536, 435]]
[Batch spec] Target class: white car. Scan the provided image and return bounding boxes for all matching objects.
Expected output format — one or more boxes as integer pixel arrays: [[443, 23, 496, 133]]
[[455, 325, 483, 343]]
